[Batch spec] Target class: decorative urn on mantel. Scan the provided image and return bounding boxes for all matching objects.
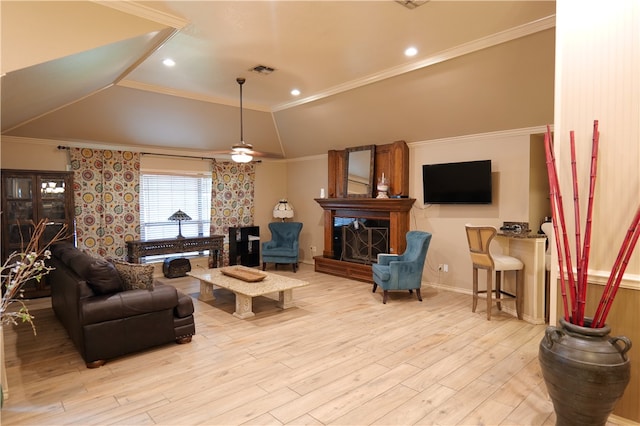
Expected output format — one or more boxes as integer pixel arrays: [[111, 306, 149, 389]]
[[376, 174, 389, 198]]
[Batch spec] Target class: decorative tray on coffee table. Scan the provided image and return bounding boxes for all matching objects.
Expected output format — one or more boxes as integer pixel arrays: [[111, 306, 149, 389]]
[[220, 266, 267, 282]]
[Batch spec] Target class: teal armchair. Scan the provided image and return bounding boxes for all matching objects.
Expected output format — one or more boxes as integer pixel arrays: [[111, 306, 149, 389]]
[[262, 222, 303, 272], [372, 231, 432, 304]]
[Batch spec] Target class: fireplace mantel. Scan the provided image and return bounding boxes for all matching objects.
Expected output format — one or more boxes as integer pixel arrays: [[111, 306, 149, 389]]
[[315, 197, 415, 213], [316, 141, 413, 283], [314, 197, 416, 282]]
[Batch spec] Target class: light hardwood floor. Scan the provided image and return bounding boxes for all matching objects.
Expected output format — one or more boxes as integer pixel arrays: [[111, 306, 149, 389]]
[[0, 264, 626, 425]]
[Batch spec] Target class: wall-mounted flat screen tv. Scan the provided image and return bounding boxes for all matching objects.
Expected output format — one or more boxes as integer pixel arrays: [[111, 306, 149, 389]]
[[422, 160, 492, 204]]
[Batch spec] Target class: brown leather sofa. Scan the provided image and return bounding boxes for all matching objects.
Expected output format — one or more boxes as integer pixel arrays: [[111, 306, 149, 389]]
[[48, 243, 195, 368]]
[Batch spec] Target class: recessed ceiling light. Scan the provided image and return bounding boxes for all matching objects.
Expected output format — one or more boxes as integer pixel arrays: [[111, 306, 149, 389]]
[[162, 58, 176, 67], [404, 47, 418, 57], [291, 89, 301, 96]]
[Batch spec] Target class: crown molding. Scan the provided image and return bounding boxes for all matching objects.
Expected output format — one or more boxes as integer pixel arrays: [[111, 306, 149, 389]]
[[1, 135, 293, 165], [93, 1, 189, 29], [408, 125, 553, 148], [1, 135, 214, 159], [285, 153, 328, 163], [117, 80, 272, 113]]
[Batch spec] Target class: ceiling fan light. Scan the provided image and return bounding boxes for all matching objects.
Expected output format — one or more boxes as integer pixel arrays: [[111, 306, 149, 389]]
[[230, 77, 257, 163], [231, 151, 253, 163], [231, 143, 253, 153]]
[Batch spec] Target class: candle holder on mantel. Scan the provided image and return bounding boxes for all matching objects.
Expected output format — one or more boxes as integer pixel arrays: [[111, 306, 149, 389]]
[[376, 174, 389, 199]]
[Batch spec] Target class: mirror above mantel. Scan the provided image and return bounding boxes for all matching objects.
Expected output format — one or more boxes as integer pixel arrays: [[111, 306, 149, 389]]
[[327, 140, 410, 199], [344, 145, 375, 198]]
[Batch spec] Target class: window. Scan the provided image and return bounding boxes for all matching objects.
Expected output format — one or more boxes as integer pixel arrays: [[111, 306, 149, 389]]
[[140, 173, 211, 241]]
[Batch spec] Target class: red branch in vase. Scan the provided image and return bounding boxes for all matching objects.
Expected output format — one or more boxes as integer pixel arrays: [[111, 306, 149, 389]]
[[544, 121, 640, 327]]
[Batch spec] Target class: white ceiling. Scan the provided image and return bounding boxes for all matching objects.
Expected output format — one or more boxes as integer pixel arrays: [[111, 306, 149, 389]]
[[1, 1, 556, 159]]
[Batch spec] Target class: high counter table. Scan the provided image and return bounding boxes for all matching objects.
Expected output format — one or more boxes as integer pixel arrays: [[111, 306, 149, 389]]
[[495, 232, 548, 324]]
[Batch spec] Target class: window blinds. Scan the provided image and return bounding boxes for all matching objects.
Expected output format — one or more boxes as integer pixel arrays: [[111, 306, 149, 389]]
[[140, 174, 212, 241]]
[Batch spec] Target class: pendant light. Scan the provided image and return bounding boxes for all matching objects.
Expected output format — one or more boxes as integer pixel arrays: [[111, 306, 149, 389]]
[[231, 77, 253, 163]]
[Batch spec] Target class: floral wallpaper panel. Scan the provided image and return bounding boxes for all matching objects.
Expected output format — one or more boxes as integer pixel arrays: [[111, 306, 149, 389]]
[[210, 161, 255, 266], [70, 148, 140, 259]]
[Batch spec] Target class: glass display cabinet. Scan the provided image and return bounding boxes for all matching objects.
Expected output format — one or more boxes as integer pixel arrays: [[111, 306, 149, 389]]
[[1, 170, 75, 298]]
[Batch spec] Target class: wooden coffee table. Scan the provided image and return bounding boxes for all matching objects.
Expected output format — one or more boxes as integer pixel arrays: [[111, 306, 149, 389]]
[[188, 266, 309, 319]]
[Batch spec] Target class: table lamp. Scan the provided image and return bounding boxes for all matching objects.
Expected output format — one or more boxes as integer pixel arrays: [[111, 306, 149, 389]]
[[168, 209, 192, 238], [273, 199, 294, 222]]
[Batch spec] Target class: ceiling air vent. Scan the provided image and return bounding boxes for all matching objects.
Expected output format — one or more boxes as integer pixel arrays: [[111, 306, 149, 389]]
[[395, 0, 429, 9], [249, 65, 276, 75]]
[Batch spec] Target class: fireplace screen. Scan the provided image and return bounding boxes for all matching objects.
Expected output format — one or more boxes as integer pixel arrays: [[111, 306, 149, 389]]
[[341, 220, 389, 264]]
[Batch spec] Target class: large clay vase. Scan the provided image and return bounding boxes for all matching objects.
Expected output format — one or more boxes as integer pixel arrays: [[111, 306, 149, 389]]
[[539, 318, 632, 426]]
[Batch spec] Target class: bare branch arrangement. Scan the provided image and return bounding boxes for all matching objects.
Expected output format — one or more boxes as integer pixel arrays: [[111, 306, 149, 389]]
[[0, 219, 68, 334], [545, 121, 640, 326]]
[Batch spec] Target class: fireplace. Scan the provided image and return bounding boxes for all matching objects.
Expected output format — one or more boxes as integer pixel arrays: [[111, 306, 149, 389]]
[[314, 198, 415, 282], [335, 218, 389, 264]]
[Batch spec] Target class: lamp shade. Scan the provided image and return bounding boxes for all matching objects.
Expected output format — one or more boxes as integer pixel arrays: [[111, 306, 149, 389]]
[[273, 199, 294, 220], [168, 210, 192, 222], [231, 150, 253, 163]]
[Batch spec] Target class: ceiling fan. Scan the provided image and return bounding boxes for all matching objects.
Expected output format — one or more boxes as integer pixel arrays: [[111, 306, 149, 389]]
[[213, 77, 283, 163]]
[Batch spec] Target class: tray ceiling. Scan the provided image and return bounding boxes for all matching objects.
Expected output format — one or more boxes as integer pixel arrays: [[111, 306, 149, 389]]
[[1, 1, 556, 159]]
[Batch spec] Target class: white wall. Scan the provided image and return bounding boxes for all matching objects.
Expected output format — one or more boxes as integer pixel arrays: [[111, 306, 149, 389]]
[[253, 160, 289, 243], [0, 137, 69, 171], [407, 127, 547, 293], [554, 0, 640, 279], [280, 127, 549, 292], [285, 155, 328, 264]]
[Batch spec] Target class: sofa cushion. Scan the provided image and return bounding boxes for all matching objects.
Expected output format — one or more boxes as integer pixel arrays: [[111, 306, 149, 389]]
[[52, 242, 95, 278], [112, 260, 155, 290], [52, 242, 79, 264], [69, 253, 95, 279], [80, 284, 178, 325], [86, 259, 124, 295]]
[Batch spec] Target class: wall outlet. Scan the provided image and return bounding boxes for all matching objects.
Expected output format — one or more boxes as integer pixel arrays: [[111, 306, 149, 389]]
[[443, 264, 449, 272], [310, 246, 317, 253]]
